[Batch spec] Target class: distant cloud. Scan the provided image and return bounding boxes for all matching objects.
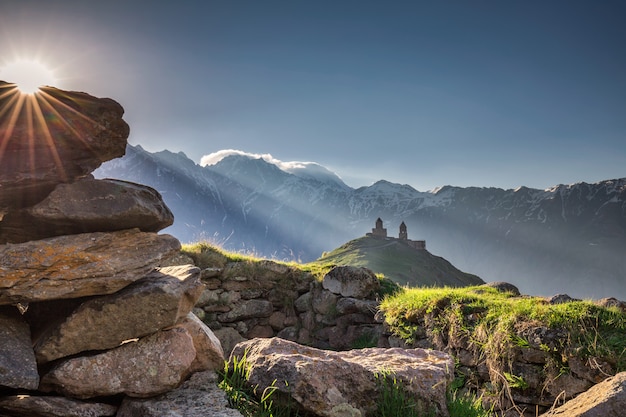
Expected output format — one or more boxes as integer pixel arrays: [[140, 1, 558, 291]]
[[200, 149, 348, 188], [201, 149, 318, 172]]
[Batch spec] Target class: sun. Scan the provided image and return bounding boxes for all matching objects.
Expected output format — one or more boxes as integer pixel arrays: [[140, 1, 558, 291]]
[[0, 59, 58, 94]]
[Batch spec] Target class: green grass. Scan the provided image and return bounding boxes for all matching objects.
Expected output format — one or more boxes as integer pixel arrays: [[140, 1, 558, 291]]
[[380, 285, 626, 372], [315, 236, 483, 288]]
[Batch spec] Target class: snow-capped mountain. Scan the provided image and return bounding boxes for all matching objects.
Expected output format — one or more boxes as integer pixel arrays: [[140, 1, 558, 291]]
[[95, 145, 626, 300]]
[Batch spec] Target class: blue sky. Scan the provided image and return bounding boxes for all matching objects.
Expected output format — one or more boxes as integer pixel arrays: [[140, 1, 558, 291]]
[[1, 0, 624, 190]]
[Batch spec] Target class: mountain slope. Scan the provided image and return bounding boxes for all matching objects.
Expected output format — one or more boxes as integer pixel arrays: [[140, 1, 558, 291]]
[[94, 145, 626, 300], [316, 236, 484, 287]]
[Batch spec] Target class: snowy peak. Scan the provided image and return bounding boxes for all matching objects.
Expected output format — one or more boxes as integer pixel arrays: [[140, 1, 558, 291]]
[[200, 149, 350, 190]]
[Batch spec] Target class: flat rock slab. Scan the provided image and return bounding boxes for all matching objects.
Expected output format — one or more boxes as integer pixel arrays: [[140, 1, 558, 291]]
[[0, 229, 181, 305], [230, 337, 454, 417], [0, 82, 129, 212], [0, 394, 117, 417], [117, 371, 243, 417], [34, 264, 203, 363], [0, 178, 174, 243], [0, 306, 39, 390], [540, 372, 626, 417], [40, 326, 197, 399]]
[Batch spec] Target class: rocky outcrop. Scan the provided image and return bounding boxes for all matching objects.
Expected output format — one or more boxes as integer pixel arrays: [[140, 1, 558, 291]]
[[0, 82, 129, 213], [229, 337, 455, 417], [0, 85, 229, 416], [540, 372, 626, 417], [0, 178, 174, 243]]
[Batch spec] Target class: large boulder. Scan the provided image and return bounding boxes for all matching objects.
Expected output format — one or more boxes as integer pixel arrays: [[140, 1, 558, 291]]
[[322, 266, 380, 298], [0, 229, 181, 305], [0, 178, 174, 243], [33, 264, 203, 363], [39, 326, 197, 398], [229, 337, 455, 417], [540, 372, 626, 417], [0, 82, 129, 213], [0, 395, 117, 417], [0, 306, 39, 390], [117, 371, 243, 417]]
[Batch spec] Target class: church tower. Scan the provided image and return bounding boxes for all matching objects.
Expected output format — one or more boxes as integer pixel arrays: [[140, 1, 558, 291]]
[[371, 217, 387, 237], [399, 221, 408, 240]]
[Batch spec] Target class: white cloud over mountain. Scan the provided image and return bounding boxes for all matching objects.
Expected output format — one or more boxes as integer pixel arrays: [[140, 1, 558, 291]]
[[200, 149, 348, 188]]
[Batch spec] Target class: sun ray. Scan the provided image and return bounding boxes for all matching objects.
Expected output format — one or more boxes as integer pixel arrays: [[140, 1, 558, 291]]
[[31, 93, 67, 181]]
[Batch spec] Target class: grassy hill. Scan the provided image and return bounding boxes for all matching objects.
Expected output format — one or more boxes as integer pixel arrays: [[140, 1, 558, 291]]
[[315, 235, 484, 287]]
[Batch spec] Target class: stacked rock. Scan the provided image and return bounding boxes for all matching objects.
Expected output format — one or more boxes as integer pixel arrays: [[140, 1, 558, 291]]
[[0, 82, 229, 417]]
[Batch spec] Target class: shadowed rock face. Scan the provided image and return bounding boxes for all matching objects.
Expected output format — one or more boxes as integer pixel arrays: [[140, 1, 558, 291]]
[[0, 82, 129, 212]]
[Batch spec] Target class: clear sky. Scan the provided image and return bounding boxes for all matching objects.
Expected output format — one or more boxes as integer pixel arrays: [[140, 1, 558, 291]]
[[1, 0, 624, 191]]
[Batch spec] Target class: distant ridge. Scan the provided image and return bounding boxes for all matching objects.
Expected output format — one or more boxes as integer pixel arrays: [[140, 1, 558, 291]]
[[316, 235, 484, 288], [95, 144, 626, 300]]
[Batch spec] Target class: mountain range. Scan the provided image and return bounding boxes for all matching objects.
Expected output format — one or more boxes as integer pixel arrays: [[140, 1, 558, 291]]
[[94, 145, 626, 300]]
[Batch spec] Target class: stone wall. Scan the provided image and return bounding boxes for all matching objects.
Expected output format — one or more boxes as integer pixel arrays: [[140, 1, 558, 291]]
[[189, 258, 623, 417], [190, 261, 384, 355]]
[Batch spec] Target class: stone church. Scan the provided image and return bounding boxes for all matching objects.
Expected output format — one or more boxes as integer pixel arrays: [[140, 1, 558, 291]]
[[367, 218, 426, 250]]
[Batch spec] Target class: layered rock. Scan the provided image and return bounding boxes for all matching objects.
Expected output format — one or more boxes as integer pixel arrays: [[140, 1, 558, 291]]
[[229, 337, 455, 417], [32, 264, 203, 363], [0, 82, 129, 212], [0, 178, 174, 243], [0, 229, 181, 305], [0, 85, 228, 416]]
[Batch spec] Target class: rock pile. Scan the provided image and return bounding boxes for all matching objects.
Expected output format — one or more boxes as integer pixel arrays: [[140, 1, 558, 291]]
[[0, 83, 227, 417]]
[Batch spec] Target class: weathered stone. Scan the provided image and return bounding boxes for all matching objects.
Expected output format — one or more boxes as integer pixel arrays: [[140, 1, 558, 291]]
[[247, 324, 274, 338], [0, 178, 173, 243], [294, 291, 312, 312], [0, 394, 117, 417], [33, 264, 203, 363], [218, 299, 272, 323], [481, 281, 520, 296], [230, 337, 454, 417], [312, 289, 339, 315], [0, 229, 181, 305], [545, 372, 594, 399], [0, 82, 129, 213], [541, 372, 626, 417], [213, 327, 246, 357], [568, 356, 614, 384], [39, 326, 196, 398], [117, 371, 243, 417], [322, 266, 380, 298], [0, 306, 39, 390], [269, 311, 287, 330], [546, 294, 579, 304], [175, 312, 225, 373]]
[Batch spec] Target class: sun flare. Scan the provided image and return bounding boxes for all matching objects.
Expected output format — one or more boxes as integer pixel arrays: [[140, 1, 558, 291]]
[[0, 60, 57, 94]]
